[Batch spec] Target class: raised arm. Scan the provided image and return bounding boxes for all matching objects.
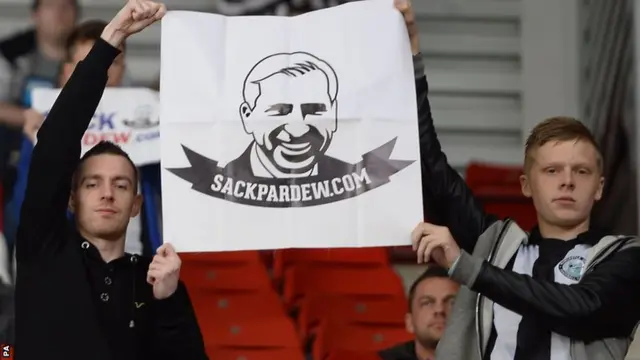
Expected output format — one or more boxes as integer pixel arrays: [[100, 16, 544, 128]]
[[16, 38, 119, 262], [399, 0, 498, 253], [16, 0, 164, 262]]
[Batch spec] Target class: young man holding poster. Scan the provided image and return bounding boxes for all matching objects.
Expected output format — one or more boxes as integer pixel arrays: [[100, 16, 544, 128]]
[[399, 0, 640, 359], [15, 1, 207, 360]]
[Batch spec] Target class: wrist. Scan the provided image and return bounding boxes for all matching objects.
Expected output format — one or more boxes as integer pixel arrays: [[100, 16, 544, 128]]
[[101, 24, 126, 48], [411, 38, 420, 56]]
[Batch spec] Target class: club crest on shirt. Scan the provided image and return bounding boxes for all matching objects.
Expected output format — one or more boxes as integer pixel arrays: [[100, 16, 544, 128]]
[[558, 255, 586, 281]]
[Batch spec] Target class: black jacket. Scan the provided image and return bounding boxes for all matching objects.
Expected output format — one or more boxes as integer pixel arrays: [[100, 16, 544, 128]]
[[15, 39, 208, 360], [416, 72, 640, 338], [378, 341, 420, 360]]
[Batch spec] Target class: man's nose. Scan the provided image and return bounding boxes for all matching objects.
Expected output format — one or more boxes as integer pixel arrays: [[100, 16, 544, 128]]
[[100, 185, 115, 201], [561, 168, 575, 190], [433, 302, 446, 315], [284, 122, 310, 138]]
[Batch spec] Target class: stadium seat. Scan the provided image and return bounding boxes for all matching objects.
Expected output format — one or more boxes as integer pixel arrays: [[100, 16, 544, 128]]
[[180, 261, 273, 293], [313, 321, 412, 360], [180, 250, 263, 266], [297, 294, 407, 341], [191, 290, 287, 322], [207, 347, 306, 360], [283, 266, 405, 308], [201, 316, 300, 348], [326, 350, 383, 360], [465, 162, 536, 231], [465, 162, 522, 189], [272, 247, 390, 283]]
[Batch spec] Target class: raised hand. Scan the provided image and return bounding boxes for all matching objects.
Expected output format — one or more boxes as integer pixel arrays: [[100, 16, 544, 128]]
[[102, 0, 167, 48], [394, 0, 419, 55], [147, 243, 182, 300]]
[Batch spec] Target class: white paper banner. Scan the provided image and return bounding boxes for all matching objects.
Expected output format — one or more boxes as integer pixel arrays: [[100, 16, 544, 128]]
[[32, 88, 161, 166], [160, 1, 423, 252]]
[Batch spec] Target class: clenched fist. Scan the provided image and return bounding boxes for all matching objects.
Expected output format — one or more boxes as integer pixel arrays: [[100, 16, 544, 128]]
[[102, 0, 167, 48], [147, 243, 182, 300], [411, 223, 461, 268]]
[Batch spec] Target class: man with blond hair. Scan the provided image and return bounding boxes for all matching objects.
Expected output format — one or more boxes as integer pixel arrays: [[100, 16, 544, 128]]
[[405, 2, 640, 352], [412, 112, 640, 359]]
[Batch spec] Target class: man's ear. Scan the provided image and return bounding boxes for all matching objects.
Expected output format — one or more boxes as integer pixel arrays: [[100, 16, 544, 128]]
[[239, 102, 254, 135], [405, 312, 414, 334], [68, 191, 76, 214], [130, 194, 143, 218], [520, 174, 532, 198], [594, 176, 605, 201]]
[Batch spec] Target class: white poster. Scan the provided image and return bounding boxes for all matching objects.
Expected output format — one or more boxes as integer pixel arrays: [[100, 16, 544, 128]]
[[32, 88, 161, 166], [160, 1, 423, 252]]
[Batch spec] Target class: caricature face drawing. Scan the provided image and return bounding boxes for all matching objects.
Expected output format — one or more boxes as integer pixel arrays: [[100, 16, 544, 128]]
[[239, 52, 339, 176]]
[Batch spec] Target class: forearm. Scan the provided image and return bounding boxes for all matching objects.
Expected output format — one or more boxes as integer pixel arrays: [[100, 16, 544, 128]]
[[450, 247, 640, 324], [0, 102, 25, 128], [415, 55, 496, 252]]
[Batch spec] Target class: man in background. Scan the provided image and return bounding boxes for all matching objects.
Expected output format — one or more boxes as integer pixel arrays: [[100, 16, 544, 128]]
[[0, 0, 78, 248], [379, 266, 459, 360]]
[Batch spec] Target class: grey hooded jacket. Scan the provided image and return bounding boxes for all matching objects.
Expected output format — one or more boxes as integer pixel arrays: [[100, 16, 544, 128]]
[[435, 219, 640, 360]]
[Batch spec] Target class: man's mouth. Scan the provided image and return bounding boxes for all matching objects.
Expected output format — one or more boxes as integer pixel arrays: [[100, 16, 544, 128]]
[[96, 208, 117, 215], [554, 196, 576, 203]]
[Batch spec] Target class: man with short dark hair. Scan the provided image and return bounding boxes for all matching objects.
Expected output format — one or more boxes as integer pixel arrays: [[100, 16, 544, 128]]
[[15, 1, 208, 359], [379, 266, 459, 360]]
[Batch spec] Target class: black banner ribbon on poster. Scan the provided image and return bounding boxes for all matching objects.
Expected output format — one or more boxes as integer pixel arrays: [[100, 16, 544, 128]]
[[166, 137, 414, 208]]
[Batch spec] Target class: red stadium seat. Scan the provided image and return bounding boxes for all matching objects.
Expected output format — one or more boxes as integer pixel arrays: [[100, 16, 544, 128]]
[[326, 350, 383, 360], [298, 294, 406, 341], [466, 162, 536, 231], [283, 266, 405, 308], [180, 250, 263, 266], [201, 316, 300, 348], [207, 347, 305, 360], [192, 291, 287, 322], [272, 247, 390, 283], [465, 162, 522, 189], [180, 261, 273, 293], [313, 321, 412, 360]]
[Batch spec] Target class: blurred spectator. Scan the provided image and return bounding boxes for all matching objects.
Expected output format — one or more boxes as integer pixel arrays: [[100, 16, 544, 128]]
[[378, 266, 459, 360], [0, 0, 78, 246], [8, 20, 152, 258]]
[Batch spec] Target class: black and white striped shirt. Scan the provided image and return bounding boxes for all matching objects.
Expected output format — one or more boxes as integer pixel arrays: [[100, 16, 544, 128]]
[[485, 228, 603, 360]]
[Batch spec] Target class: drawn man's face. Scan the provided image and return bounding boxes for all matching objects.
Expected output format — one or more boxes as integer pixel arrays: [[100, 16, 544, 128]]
[[240, 71, 337, 174]]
